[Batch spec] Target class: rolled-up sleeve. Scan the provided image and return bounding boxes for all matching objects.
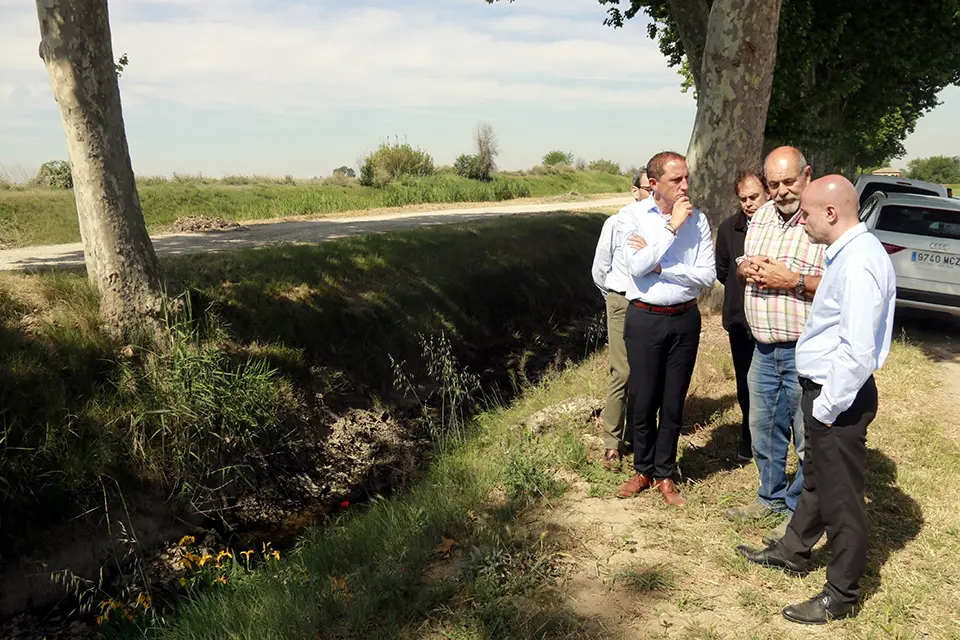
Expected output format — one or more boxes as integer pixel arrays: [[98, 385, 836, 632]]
[[624, 221, 676, 278], [658, 213, 716, 289], [813, 266, 884, 423]]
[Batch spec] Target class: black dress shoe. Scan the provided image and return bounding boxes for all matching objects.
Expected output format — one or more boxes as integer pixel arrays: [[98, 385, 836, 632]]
[[736, 541, 808, 575], [782, 591, 858, 625]]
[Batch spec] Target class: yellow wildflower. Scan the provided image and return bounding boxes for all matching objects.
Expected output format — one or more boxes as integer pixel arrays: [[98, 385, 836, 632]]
[[214, 575, 228, 585], [216, 550, 233, 562], [178, 535, 196, 547]]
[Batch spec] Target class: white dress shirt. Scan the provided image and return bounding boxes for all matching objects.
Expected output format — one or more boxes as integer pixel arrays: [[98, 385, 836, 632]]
[[621, 197, 716, 305], [796, 223, 897, 424], [591, 210, 633, 296]]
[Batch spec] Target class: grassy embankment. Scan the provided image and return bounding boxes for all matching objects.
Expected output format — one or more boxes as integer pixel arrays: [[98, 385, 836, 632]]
[[0, 212, 607, 558], [0, 171, 629, 248], [109, 312, 960, 639]]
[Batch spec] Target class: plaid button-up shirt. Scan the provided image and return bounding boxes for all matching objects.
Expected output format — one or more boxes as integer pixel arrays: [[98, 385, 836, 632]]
[[742, 200, 826, 344]]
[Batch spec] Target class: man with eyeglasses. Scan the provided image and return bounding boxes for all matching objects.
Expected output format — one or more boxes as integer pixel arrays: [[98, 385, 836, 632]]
[[591, 170, 650, 470]]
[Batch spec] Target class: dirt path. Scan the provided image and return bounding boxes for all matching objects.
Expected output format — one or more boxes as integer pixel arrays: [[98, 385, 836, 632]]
[[522, 311, 960, 639], [0, 196, 630, 272]]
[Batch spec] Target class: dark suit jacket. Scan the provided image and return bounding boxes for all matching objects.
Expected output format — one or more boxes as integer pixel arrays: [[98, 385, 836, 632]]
[[716, 211, 750, 332]]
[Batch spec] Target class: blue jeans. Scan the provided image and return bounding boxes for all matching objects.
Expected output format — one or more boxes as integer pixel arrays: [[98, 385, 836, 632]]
[[748, 342, 805, 514]]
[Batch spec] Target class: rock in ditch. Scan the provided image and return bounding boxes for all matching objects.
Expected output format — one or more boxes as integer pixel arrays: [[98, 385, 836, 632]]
[[518, 395, 602, 436]]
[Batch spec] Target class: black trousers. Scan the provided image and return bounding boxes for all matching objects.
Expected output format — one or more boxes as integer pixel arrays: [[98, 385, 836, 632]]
[[780, 376, 877, 604], [727, 324, 755, 449], [624, 303, 701, 479]]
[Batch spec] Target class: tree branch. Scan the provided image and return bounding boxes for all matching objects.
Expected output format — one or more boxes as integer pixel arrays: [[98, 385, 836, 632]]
[[666, 0, 709, 90]]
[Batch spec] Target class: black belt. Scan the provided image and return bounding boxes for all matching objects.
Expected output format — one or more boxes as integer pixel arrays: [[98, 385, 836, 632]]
[[631, 299, 697, 315], [799, 377, 822, 391]]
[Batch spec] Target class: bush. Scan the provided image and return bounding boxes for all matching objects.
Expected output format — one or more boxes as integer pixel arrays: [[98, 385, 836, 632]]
[[35, 160, 73, 189], [333, 166, 356, 178], [907, 156, 960, 184], [359, 139, 435, 187], [588, 159, 621, 175], [542, 150, 574, 166], [454, 154, 488, 180]]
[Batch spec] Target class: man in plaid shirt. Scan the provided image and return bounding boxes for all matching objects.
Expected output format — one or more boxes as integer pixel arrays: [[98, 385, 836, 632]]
[[725, 147, 826, 543]]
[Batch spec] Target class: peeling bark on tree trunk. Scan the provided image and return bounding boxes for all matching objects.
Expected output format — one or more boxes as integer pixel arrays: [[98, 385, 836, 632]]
[[683, 0, 782, 230], [36, 0, 164, 336]]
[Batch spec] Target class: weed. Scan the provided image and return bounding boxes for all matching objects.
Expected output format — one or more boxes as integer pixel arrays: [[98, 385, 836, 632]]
[[615, 564, 676, 592], [502, 438, 563, 502]]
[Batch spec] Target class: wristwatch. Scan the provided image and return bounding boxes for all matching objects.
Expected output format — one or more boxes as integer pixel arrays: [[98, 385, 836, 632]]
[[794, 273, 805, 297]]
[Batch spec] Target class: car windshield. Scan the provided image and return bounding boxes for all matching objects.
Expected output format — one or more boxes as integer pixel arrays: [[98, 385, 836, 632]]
[[859, 183, 941, 205], [876, 205, 960, 240]]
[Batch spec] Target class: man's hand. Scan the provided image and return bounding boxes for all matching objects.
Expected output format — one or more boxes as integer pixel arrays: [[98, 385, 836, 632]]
[[669, 196, 693, 230], [627, 234, 647, 250], [737, 257, 763, 283], [753, 256, 801, 291]]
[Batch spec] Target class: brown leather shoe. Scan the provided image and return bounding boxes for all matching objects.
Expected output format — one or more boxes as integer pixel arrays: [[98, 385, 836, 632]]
[[603, 449, 622, 472], [656, 478, 685, 506], [616, 473, 653, 498]]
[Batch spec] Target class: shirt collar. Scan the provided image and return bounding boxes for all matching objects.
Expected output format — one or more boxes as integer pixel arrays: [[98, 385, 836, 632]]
[[825, 223, 868, 263]]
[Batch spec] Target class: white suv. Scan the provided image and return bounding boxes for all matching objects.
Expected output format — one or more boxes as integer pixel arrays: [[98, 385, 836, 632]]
[[854, 175, 948, 207], [859, 192, 960, 315]]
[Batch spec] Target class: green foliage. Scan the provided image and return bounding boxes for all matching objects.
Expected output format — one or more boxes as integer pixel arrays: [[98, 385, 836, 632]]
[[332, 165, 356, 178], [35, 160, 73, 189], [587, 159, 621, 174], [0, 172, 632, 248], [542, 150, 575, 166], [359, 139, 435, 187], [454, 154, 488, 180], [115, 52, 129, 77], [598, 0, 960, 171], [907, 156, 960, 184]]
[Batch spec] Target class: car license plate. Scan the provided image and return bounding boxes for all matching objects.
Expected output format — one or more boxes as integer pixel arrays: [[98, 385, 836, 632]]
[[911, 251, 960, 268]]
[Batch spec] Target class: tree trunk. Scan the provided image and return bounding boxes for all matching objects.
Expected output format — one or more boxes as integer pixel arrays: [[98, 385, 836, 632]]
[[36, 0, 164, 336], [683, 0, 782, 230]]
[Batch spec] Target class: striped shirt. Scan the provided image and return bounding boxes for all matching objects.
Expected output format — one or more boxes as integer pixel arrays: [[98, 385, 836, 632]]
[[742, 200, 826, 344]]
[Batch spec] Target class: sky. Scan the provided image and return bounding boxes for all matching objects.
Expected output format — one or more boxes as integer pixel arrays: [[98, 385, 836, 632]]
[[1, 0, 958, 179]]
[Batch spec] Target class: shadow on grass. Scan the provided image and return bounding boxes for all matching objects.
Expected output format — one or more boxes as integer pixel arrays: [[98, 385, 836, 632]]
[[680, 420, 746, 482], [893, 307, 960, 364], [860, 447, 925, 600]]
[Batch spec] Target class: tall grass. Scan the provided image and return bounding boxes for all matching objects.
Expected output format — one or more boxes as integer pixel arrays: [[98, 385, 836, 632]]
[[0, 171, 629, 247]]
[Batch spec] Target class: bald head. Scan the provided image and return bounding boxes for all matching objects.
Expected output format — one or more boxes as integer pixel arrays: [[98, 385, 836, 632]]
[[764, 146, 811, 217], [799, 175, 860, 245]]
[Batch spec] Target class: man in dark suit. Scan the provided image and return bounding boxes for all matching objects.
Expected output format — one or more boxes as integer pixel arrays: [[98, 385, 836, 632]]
[[715, 170, 768, 461]]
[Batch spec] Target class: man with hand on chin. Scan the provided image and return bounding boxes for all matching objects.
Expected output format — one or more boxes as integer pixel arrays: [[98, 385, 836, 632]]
[[615, 151, 715, 507]]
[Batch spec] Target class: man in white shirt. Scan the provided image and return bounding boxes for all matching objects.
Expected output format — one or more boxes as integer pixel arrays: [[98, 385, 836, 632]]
[[591, 171, 650, 470], [615, 152, 716, 506], [737, 175, 896, 625]]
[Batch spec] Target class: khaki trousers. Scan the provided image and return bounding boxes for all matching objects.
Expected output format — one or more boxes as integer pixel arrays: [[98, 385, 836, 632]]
[[601, 292, 632, 451]]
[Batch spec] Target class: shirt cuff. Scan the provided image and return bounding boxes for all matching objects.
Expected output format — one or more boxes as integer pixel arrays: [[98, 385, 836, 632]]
[[811, 396, 839, 425]]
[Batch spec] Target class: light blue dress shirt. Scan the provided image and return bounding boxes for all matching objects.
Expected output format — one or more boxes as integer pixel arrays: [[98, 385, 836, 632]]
[[796, 223, 897, 424], [591, 209, 633, 296], [621, 197, 716, 305]]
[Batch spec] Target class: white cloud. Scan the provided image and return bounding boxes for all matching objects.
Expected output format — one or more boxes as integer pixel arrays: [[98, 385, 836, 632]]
[[0, 0, 681, 116]]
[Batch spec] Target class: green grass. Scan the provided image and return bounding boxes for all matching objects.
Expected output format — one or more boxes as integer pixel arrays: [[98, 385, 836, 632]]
[[107, 351, 611, 640], [0, 171, 629, 247], [0, 212, 607, 557], [104, 313, 960, 639]]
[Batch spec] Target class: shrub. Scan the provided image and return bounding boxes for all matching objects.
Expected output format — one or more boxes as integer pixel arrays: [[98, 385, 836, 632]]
[[454, 154, 487, 181], [333, 166, 356, 178], [542, 150, 574, 166], [588, 159, 621, 175], [35, 160, 73, 189], [359, 139, 435, 187]]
